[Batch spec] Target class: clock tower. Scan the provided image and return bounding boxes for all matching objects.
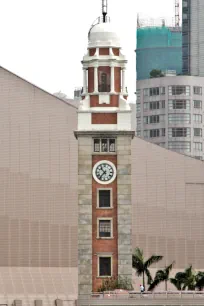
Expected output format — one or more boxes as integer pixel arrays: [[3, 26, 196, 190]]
[[75, 1, 134, 298]]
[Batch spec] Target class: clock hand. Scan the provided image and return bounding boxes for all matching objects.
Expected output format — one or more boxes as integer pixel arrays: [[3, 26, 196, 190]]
[[99, 170, 106, 179]]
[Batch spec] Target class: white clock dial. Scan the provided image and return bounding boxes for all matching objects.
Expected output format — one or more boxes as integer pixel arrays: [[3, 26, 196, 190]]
[[93, 160, 117, 185]]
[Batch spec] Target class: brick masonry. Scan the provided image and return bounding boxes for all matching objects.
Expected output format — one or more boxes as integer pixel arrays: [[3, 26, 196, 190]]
[[92, 155, 118, 292], [89, 48, 96, 56], [99, 48, 109, 55], [88, 68, 94, 93], [112, 48, 120, 56], [114, 67, 121, 93], [92, 113, 117, 124]]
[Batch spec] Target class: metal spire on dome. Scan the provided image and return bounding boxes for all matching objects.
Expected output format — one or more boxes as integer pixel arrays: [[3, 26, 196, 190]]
[[102, 0, 108, 23]]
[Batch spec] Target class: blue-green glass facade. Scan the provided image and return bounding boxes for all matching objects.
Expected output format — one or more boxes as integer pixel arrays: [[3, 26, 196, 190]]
[[136, 26, 182, 80]]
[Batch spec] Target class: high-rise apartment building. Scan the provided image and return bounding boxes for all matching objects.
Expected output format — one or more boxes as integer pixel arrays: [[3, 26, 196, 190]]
[[182, 0, 204, 75], [136, 75, 204, 160]]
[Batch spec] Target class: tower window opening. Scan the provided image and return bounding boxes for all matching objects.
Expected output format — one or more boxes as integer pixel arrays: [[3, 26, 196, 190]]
[[93, 139, 116, 153], [98, 219, 112, 238], [94, 139, 100, 152], [98, 189, 112, 208], [98, 256, 112, 277], [101, 139, 108, 152], [99, 72, 110, 92]]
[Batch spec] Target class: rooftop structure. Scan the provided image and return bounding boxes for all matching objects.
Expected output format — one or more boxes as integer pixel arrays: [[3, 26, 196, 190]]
[[136, 23, 182, 81]]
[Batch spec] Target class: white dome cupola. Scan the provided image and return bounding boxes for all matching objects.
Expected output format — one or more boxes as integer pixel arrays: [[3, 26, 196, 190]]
[[88, 22, 121, 48]]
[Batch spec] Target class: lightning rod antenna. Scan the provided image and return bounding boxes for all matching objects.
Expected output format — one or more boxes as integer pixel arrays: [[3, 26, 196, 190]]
[[175, 0, 180, 27], [102, 0, 108, 23]]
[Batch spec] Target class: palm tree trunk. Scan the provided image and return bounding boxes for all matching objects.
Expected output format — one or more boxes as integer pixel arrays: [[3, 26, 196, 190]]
[[143, 272, 145, 290], [165, 280, 167, 291]]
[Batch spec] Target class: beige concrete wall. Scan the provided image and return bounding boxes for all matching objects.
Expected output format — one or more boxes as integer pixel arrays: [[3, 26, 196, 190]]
[[132, 136, 204, 272], [0, 67, 78, 303]]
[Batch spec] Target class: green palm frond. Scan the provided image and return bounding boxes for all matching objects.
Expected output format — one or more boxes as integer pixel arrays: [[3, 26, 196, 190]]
[[146, 268, 153, 285], [165, 261, 175, 276], [145, 255, 163, 269], [148, 277, 162, 291]]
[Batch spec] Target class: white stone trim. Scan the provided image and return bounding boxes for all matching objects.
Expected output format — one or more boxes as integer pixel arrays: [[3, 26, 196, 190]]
[[97, 188, 113, 209], [83, 69, 87, 95], [97, 217, 113, 239], [94, 67, 98, 93], [122, 68, 126, 93], [97, 254, 113, 278], [92, 160, 117, 185]]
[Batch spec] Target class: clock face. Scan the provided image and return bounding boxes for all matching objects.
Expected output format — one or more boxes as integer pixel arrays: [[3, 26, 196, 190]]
[[93, 160, 117, 185]]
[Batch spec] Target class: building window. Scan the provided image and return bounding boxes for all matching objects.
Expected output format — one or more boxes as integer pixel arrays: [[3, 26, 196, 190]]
[[150, 129, 160, 138], [136, 130, 141, 137], [193, 86, 202, 95], [150, 87, 160, 96], [143, 88, 149, 96], [98, 219, 112, 238], [161, 128, 166, 136], [194, 128, 202, 137], [168, 100, 190, 110], [150, 115, 159, 124], [101, 139, 108, 152], [168, 86, 190, 96], [161, 100, 165, 109], [193, 114, 202, 123], [136, 103, 141, 112], [169, 128, 190, 138], [194, 142, 202, 151], [160, 87, 165, 95], [109, 139, 116, 152], [150, 101, 160, 110], [143, 103, 148, 111], [93, 139, 116, 153], [97, 189, 112, 208], [168, 114, 191, 123], [143, 116, 148, 124], [136, 90, 141, 102], [137, 117, 141, 129], [168, 142, 191, 152], [94, 139, 100, 152], [194, 100, 202, 109], [98, 256, 112, 277], [143, 130, 149, 138]]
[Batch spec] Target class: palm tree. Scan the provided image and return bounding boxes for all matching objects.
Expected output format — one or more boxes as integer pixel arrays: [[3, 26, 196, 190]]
[[132, 247, 163, 290], [170, 265, 196, 291], [195, 272, 204, 291], [148, 261, 174, 291]]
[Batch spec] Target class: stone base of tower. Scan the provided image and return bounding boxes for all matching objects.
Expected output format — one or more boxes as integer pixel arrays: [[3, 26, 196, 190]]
[[78, 136, 93, 297], [117, 135, 132, 281]]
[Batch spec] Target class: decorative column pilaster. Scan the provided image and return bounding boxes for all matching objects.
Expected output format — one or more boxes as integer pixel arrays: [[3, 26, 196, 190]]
[[122, 68, 126, 93], [94, 66, 98, 93], [83, 68, 87, 95], [111, 65, 115, 93]]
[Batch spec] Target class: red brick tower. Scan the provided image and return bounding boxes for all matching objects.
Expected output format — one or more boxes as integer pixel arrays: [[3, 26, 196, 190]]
[[75, 0, 134, 298]]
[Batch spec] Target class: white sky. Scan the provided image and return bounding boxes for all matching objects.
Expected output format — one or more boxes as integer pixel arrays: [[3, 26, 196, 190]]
[[0, 0, 178, 101]]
